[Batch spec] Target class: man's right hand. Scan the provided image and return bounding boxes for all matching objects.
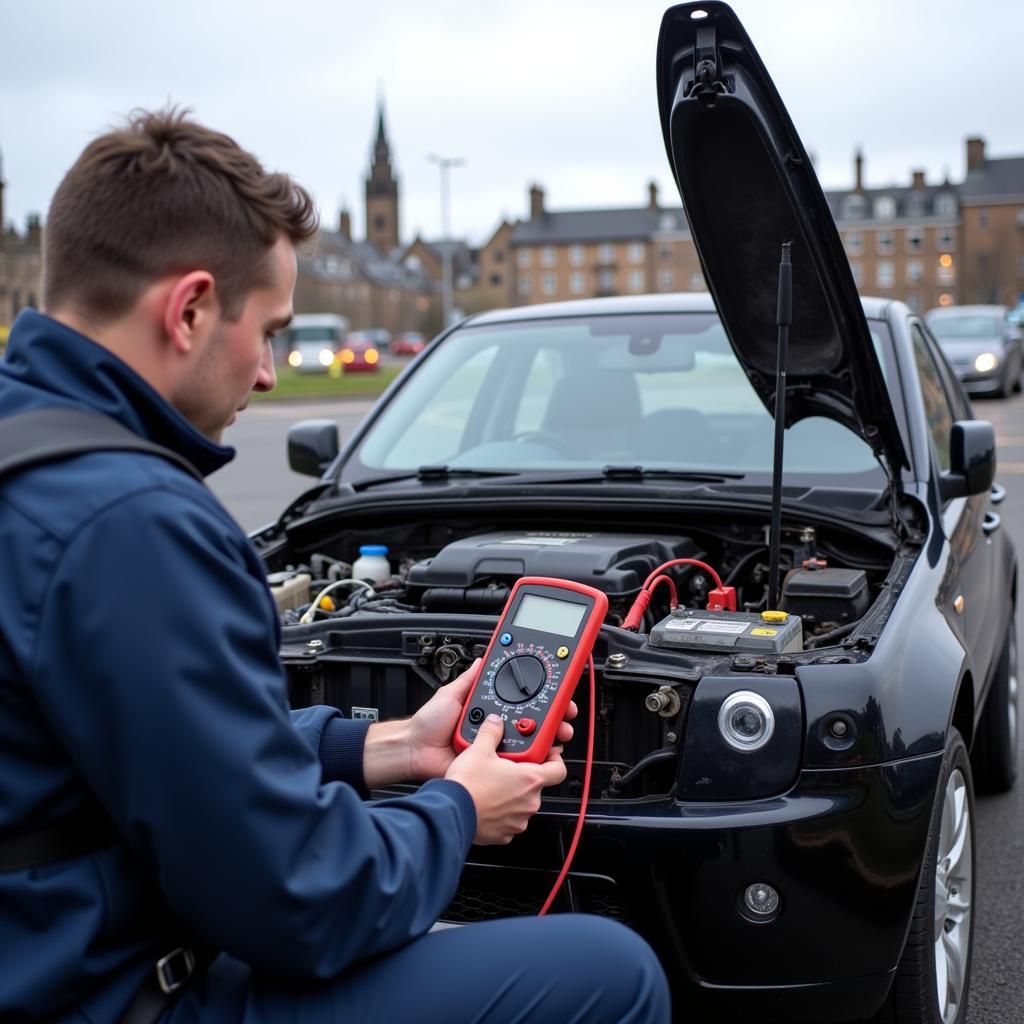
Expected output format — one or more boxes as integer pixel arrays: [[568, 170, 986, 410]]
[[445, 714, 567, 845]]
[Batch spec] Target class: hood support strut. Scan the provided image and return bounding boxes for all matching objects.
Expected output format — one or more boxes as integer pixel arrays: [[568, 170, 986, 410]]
[[767, 243, 792, 610]]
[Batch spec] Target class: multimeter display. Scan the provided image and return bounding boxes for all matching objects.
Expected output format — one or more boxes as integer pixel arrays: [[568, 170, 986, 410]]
[[453, 576, 608, 763], [511, 594, 586, 636]]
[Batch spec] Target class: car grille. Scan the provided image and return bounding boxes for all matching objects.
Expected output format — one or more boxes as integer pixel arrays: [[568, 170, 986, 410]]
[[442, 864, 628, 923]]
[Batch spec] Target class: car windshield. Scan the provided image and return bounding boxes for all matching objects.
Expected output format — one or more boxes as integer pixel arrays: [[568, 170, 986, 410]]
[[929, 315, 1002, 339], [352, 312, 886, 480], [290, 326, 340, 343]]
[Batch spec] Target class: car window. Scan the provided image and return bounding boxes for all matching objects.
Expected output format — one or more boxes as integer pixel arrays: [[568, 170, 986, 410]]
[[911, 324, 955, 472], [918, 321, 971, 420], [354, 313, 886, 481], [928, 315, 1002, 339]]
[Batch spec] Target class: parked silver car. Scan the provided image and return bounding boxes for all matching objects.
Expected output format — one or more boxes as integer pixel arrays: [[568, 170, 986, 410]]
[[925, 304, 1023, 397]]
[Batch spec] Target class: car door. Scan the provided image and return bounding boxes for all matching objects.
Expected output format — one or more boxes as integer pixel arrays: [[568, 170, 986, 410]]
[[912, 319, 1000, 685]]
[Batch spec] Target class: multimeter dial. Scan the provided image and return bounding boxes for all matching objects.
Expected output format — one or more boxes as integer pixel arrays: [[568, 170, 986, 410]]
[[493, 654, 547, 703]]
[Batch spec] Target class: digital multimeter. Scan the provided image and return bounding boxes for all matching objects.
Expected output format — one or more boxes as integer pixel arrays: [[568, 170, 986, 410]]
[[453, 577, 608, 763]]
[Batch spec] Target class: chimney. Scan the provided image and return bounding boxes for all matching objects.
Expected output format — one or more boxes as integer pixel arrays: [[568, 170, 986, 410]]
[[529, 183, 545, 219], [338, 205, 351, 241], [647, 180, 659, 210], [25, 213, 41, 246], [854, 147, 864, 192], [911, 169, 926, 190], [966, 136, 986, 171]]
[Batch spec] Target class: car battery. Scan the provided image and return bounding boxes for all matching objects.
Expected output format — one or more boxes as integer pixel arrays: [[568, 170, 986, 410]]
[[649, 608, 803, 654]]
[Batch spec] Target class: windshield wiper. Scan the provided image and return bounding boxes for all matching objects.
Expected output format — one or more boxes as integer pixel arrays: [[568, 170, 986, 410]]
[[602, 465, 745, 482], [354, 466, 522, 491]]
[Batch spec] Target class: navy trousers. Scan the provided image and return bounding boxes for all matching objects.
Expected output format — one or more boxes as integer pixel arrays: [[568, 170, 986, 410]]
[[166, 914, 670, 1023]]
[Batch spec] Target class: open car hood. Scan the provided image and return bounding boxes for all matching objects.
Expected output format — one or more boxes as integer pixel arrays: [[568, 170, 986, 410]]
[[656, 2, 909, 474]]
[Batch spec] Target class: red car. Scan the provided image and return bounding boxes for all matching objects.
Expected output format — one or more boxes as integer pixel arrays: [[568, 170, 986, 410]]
[[334, 333, 381, 373], [390, 331, 426, 356]]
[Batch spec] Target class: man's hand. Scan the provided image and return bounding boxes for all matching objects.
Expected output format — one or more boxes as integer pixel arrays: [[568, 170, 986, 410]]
[[361, 659, 577, 789], [445, 714, 568, 845]]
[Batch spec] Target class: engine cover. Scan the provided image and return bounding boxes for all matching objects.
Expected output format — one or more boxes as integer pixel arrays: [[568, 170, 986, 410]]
[[407, 530, 702, 598]]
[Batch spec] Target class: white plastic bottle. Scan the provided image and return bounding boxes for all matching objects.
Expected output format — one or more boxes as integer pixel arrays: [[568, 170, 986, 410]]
[[352, 544, 391, 584]]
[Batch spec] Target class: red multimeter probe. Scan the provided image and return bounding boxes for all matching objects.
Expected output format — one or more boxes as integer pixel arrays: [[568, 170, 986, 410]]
[[454, 577, 608, 762]]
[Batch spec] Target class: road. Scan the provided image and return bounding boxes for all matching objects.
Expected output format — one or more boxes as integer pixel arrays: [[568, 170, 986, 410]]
[[210, 393, 1024, 1024]]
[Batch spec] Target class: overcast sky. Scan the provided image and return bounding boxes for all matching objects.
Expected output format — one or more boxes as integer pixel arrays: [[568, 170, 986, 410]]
[[2, 0, 1023, 247]]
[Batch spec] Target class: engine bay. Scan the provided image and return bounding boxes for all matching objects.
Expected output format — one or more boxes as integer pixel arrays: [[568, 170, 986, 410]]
[[261, 508, 920, 802]]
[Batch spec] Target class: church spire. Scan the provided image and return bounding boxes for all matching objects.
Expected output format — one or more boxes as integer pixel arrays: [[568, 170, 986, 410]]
[[365, 93, 400, 253]]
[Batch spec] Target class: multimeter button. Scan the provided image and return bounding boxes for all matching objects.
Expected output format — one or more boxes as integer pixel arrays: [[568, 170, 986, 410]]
[[556, 646, 570, 659], [468, 707, 485, 725], [515, 718, 536, 735], [500, 632, 513, 646]]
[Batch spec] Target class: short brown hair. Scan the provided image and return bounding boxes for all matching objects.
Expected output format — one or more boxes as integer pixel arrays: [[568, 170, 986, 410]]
[[44, 108, 318, 322]]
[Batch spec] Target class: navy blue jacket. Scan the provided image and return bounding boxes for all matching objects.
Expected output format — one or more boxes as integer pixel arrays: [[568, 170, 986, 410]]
[[0, 311, 477, 1022]]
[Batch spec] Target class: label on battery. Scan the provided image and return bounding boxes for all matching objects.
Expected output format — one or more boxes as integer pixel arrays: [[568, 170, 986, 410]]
[[664, 618, 748, 634]]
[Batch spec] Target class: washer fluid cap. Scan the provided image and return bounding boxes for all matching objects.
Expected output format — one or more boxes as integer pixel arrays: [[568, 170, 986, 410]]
[[359, 545, 389, 556], [760, 610, 788, 623]]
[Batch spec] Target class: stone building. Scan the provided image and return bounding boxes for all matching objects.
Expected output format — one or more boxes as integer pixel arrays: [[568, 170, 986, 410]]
[[0, 153, 44, 335]]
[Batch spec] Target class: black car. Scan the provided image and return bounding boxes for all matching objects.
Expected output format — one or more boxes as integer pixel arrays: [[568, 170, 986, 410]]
[[253, 5, 1018, 1022]]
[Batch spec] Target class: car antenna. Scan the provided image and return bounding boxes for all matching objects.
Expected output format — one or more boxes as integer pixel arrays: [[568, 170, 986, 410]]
[[767, 241, 792, 611]]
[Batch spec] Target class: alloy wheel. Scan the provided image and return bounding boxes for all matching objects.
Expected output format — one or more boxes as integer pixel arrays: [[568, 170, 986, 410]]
[[933, 768, 973, 1023]]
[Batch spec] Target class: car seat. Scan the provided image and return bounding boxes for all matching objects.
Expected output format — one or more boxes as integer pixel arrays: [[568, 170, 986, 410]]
[[540, 369, 642, 461], [630, 407, 716, 465]]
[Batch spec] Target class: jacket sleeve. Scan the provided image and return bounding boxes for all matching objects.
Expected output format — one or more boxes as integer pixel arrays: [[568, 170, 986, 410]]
[[289, 706, 373, 795], [28, 484, 476, 977]]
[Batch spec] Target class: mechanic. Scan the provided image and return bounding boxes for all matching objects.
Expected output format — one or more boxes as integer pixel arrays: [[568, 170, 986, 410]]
[[0, 110, 670, 1023]]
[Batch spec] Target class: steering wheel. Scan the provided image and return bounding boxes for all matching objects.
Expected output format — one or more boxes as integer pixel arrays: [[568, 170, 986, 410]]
[[511, 431, 579, 458]]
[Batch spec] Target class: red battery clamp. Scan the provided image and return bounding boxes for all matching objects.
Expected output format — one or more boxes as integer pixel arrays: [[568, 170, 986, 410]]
[[454, 577, 608, 762]]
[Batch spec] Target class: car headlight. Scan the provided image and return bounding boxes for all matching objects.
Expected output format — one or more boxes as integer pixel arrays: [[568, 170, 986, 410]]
[[718, 691, 775, 751], [975, 352, 999, 373], [318, 348, 334, 367], [287, 350, 303, 368], [365, 348, 379, 364], [341, 349, 355, 364]]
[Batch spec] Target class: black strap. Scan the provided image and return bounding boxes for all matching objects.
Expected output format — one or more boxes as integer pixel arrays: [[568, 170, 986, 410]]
[[0, 407, 202, 873], [0, 407, 203, 483]]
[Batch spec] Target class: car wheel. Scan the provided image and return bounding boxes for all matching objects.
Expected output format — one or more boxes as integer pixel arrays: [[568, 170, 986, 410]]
[[971, 622, 1019, 793], [877, 729, 975, 1024]]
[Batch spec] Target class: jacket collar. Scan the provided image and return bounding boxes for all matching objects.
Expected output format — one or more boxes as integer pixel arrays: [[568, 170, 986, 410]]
[[3, 309, 234, 478]]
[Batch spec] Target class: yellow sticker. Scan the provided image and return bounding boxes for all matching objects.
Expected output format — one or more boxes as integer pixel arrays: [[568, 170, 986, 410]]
[[751, 628, 778, 636]]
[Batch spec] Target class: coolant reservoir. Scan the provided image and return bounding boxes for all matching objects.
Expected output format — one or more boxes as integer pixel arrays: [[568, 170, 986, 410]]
[[352, 545, 391, 584]]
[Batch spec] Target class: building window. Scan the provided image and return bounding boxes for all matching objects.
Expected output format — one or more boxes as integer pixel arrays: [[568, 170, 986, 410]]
[[842, 194, 865, 220], [876, 261, 894, 288], [935, 193, 957, 217], [598, 243, 616, 265], [845, 232, 863, 256], [659, 244, 673, 261], [689, 272, 704, 290], [937, 261, 955, 286], [938, 229, 956, 251], [905, 227, 923, 253], [978, 208, 989, 230], [874, 196, 896, 219], [541, 246, 556, 267], [518, 276, 531, 297], [876, 231, 894, 255], [570, 272, 585, 294], [569, 244, 584, 266], [494, 249, 505, 263], [658, 269, 674, 291], [374, 214, 387, 231], [598, 269, 615, 291], [489, 273, 503, 287], [541, 273, 557, 295], [627, 242, 645, 264], [906, 260, 924, 284], [908, 194, 925, 218], [517, 249, 532, 269], [850, 261, 863, 286], [659, 213, 677, 231], [628, 270, 645, 292]]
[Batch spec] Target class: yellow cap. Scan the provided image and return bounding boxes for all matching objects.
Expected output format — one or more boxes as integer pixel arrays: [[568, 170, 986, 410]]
[[319, 595, 337, 612], [760, 610, 788, 623]]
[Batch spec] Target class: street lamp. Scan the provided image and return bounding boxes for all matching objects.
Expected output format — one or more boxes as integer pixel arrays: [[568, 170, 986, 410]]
[[427, 153, 465, 329]]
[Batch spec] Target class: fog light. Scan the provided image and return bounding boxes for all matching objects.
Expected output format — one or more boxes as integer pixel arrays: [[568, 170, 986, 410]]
[[718, 691, 775, 751], [744, 882, 780, 917], [975, 352, 998, 373]]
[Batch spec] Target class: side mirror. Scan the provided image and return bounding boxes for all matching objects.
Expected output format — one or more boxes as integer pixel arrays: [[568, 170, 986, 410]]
[[939, 420, 996, 501], [288, 419, 340, 477]]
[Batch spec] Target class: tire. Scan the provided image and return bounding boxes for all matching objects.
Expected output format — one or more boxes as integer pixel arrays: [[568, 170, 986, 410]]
[[877, 728, 975, 1024], [971, 622, 1019, 794]]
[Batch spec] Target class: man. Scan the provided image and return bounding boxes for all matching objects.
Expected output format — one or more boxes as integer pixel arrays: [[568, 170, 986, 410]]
[[0, 110, 670, 1022]]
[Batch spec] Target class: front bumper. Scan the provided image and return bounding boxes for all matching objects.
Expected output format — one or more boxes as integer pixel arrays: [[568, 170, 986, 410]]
[[443, 753, 941, 1023]]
